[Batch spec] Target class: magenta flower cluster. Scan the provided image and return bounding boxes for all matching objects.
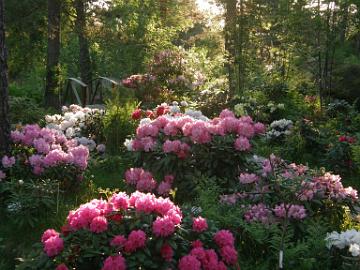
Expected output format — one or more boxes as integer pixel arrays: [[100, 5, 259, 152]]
[[178, 230, 238, 270]]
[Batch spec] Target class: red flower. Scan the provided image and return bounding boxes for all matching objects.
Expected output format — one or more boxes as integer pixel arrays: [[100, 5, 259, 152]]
[[108, 214, 123, 222], [156, 106, 166, 116], [61, 225, 71, 237], [132, 109, 142, 120], [338, 136, 347, 142], [160, 243, 174, 261], [146, 110, 155, 119]]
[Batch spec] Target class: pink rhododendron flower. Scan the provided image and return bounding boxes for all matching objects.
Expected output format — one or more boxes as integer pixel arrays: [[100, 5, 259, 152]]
[[124, 230, 147, 253], [178, 255, 201, 270], [273, 204, 307, 220], [239, 173, 259, 184], [219, 109, 235, 119], [190, 247, 207, 262], [135, 193, 156, 214], [152, 216, 176, 237], [55, 264, 69, 270], [110, 235, 127, 247], [157, 181, 172, 196], [220, 245, 238, 265], [101, 255, 126, 270], [90, 216, 108, 233], [109, 192, 129, 210], [0, 170, 6, 180], [41, 229, 59, 243], [254, 122, 266, 134], [244, 203, 271, 224], [192, 216, 208, 233], [161, 243, 174, 261], [2, 155, 15, 168], [234, 136, 251, 151], [136, 177, 157, 192], [43, 235, 64, 257], [192, 240, 203, 248], [164, 174, 175, 183], [214, 230, 235, 248], [33, 138, 50, 154], [237, 122, 255, 138]]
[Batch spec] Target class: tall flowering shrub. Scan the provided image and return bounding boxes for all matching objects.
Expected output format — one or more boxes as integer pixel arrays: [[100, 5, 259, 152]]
[[34, 191, 239, 270], [122, 50, 205, 104], [126, 106, 265, 200]]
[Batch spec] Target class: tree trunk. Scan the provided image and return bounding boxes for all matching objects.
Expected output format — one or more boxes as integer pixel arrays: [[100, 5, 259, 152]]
[[0, 0, 10, 152], [45, 0, 61, 109], [224, 0, 238, 98], [75, 0, 92, 105]]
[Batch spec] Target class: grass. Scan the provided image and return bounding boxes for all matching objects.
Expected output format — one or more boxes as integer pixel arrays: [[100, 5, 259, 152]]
[[0, 155, 129, 270]]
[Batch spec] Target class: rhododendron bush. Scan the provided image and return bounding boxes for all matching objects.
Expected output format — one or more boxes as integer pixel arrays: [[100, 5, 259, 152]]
[[45, 104, 106, 153], [32, 191, 239, 269], [122, 50, 205, 105], [0, 124, 90, 189], [196, 154, 359, 269], [126, 106, 265, 200]]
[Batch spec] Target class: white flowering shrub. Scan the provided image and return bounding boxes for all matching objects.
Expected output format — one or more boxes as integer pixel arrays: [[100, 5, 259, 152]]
[[326, 229, 360, 256], [45, 104, 106, 153], [265, 119, 293, 140]]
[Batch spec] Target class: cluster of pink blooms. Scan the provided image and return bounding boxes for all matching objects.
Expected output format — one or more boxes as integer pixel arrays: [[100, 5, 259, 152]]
[[192, 216, 208, 233], [244, 203, 307, 223], [124, 167, 174, 196], [162, 139, 191, 158], [273, 204, 307, 220], [41, 229, 64, 257], [300, 172, 358, 202], [41, 191, 239, 269], [221, 157, 358, 224], [129, 108, 265, 155], [244, 203, 271, 223], [101, 255, 126, 270], [122, 74, 156, 89], [239, 173, 259, 184], [178, 230, 238, 270], [0, 155, 16, 181], [9, 124, 89, 176]]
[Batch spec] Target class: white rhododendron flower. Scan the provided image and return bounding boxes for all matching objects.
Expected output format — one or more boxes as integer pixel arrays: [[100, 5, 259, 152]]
[[326, 229, 360, 257]]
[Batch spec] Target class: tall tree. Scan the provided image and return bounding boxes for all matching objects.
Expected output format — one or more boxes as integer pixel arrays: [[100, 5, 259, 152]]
[[0, 0, 10, 152], [74, 0, 92, 98], [45, 0, 61, 109], [223, 0, 238, 97]]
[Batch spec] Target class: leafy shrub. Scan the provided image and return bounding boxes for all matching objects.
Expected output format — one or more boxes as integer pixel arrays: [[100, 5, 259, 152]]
[[0, 124, 89, 192], [122, 49, 206, 106], [9, 96, 52, 125], [22, 191, 240, 270], [103, 99, 138, 155], [197, 155, 358, 269], [2, 179, 58, 227], [126, 106, 265, 201]]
